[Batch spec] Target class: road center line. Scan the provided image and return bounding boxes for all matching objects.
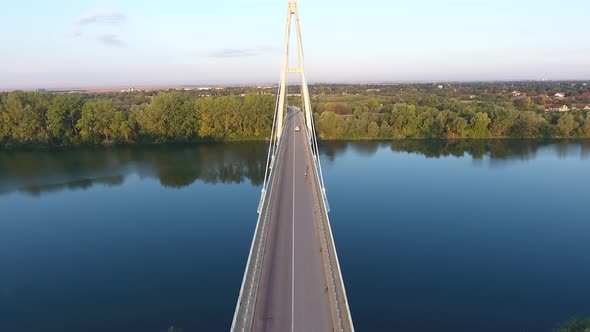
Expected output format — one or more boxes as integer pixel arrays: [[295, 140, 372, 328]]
[[291, 112, 296, 332]]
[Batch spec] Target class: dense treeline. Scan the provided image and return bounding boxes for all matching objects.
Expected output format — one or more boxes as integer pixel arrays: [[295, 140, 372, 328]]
[[2, 82, 590, 147], [315, 104, 590, 139], [0, 91, 274, 146], [312, 81, 590, 139]]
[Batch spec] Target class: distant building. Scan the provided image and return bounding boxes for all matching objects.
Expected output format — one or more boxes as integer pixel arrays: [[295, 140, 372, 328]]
[[546, 104, 569, 112], [581, 92, 590, 99], [512, 90, 523, 97], [437, 85, 444, 89], [554, 93, 566, 99], [585, 105, 590, 110]]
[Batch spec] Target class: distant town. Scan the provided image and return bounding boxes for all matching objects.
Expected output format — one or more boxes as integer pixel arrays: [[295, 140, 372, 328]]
[[18, 80, 590, 113]]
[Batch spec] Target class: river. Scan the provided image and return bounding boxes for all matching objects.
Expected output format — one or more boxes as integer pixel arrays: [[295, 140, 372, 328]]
[[1, 140, 589, 332]]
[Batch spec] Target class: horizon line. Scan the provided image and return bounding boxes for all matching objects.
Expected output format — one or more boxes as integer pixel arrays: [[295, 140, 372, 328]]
[[2, 79, 590, 93]]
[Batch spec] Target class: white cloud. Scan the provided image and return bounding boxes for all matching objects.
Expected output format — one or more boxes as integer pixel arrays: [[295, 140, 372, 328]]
[[72, 10, 128, 47], [209, 47, 275, 58], [77, 12, 127, 26]]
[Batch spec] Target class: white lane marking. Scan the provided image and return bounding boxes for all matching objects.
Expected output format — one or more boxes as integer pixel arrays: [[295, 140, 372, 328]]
[[291, 112, 296, 332]]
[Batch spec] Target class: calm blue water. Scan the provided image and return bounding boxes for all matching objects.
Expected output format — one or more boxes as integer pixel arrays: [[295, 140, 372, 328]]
[[1, 140, 589, 332]]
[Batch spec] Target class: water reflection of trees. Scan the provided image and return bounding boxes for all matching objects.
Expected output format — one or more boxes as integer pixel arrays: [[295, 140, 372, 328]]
[[320, 139, 590, 161], [321, 141, 381, 161], [391, 139, 590, 160], [3, 140, 590, 196], [0, 143, 267, 196]]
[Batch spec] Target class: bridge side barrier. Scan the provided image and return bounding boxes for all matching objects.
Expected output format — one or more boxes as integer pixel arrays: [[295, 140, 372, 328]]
[[303, 129, 355, 332], [230, 131, 287, 332]]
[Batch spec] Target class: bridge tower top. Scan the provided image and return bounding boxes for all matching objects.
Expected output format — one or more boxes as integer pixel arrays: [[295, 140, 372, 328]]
[[275, 0, 313, 142], [289, 1, 298, 14]]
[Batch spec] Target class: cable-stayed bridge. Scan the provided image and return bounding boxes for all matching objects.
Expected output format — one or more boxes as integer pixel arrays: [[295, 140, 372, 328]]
[[231, 1, 354, 331]]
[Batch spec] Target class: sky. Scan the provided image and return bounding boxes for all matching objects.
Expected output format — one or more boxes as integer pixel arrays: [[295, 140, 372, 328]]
[[1, 0, 589, 89]]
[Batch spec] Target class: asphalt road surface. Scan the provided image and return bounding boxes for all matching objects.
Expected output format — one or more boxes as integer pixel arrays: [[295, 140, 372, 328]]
[[251, 108, 333, 332]]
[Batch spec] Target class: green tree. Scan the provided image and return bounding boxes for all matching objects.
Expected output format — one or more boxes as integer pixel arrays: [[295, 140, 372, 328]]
[[391, 104, 420, 138], [583, 112, 590, 137], [367, 121, 380, 138], [418, 108, 442, 138], [490, 107, 517, 137], [77, 99, 118, 143], [379, 121, 393, 138], [242, 94, 274, 138], [0, 91, 49, 144], [469, 112, 491, 138], [349, 115, 369, 138], [557, 113, 579, 137], [138, 91, 197, 142], [515, 97, 535, 111], [353, 105, 363, 118], [536, 95, 549, 106], [451, 117, 469, 138], [0, 101, 5, 142], [111, 111, 135, 143], [369, 100, 380, 110], [196, 96, 241, 140], [317, 111, 340, 139], [47, 95, 83, 144], [514, 111, 546, 137]]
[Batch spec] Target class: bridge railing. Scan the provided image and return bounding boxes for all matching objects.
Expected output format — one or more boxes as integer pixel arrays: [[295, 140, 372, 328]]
[[230, 130, 286, 332], [303, 128, 355, 332]]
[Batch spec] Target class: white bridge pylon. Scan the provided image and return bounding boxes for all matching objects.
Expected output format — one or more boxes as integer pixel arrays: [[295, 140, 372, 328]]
[[276, 0, 314, 140], [260, 0, 329, 215]]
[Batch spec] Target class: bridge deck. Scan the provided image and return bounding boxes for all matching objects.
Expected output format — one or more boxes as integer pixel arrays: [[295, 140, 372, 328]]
[[232, 107, 353, 332], [251, 108, 333, 332]]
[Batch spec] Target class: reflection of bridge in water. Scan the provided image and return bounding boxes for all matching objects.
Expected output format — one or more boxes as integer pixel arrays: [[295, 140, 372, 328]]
[[231, 1, 354, 331]]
